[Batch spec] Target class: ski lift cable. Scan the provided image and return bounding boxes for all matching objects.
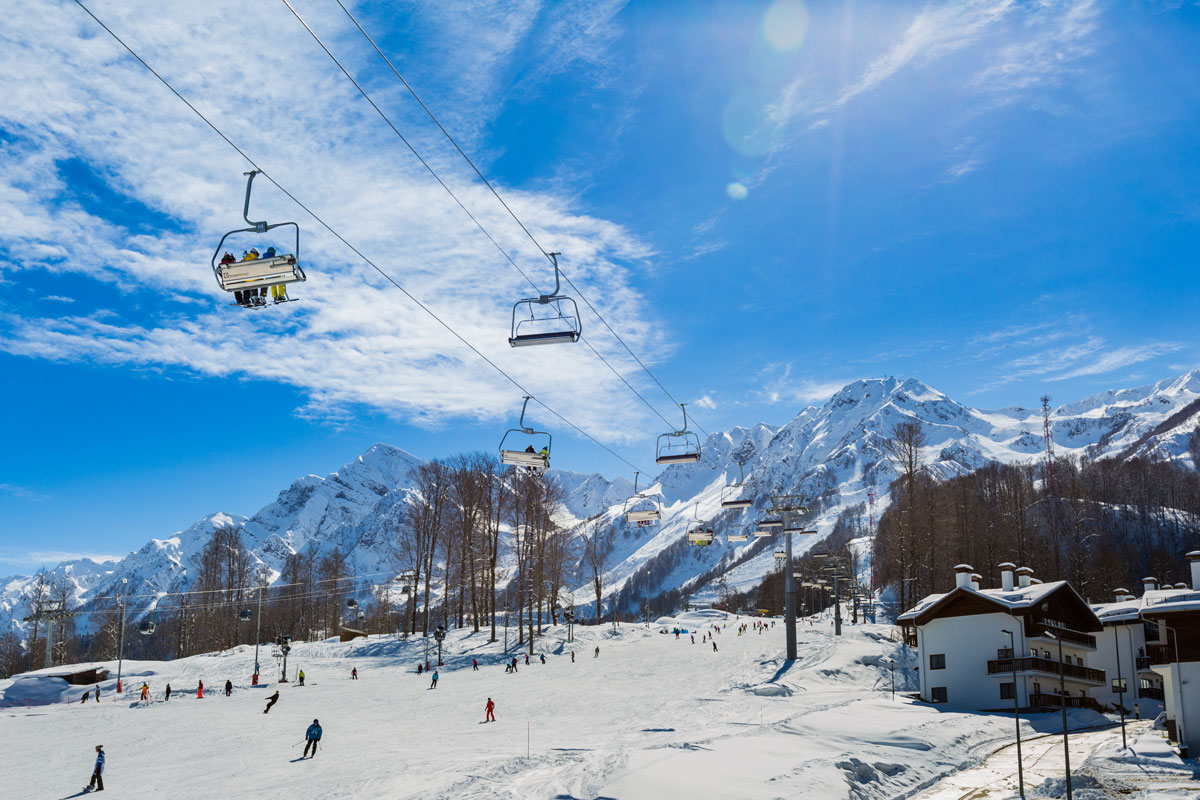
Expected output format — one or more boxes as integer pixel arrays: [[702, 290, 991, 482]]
[[326, 0, 709, 439], [278, 0, 680, 434], [68, 0, 652, 479]]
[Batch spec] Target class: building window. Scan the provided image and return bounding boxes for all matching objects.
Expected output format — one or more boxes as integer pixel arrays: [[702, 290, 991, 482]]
[[929, 654, 946, 670], [1033, 682, 1041, 695], [1000, 682, 1016, 700], [1144, 622, 1160, 642], [1075, 656, 1084, 666], [1042, 649, 1051, 659], [997, 648, 1014, 659], [931, 687, 948, 703]]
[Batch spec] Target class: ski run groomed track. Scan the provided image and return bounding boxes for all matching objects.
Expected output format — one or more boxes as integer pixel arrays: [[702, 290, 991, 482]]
[[0, 609, 1174, 799]]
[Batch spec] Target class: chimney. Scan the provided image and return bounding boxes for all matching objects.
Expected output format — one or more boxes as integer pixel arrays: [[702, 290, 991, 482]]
[[971, 573, 982, 591], [954, 564, 974, 590], [999, 563, 1016, 592], [1016, 566, 1034, 589], [1189, 551, 1200, 591], [1029, 578, 1043, 585], [1114, 588, 1129, 603], [1142, 576, 1158, 594]]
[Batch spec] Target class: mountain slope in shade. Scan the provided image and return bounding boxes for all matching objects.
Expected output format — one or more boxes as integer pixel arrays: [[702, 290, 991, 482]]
[[3, 371, 1198, 636]]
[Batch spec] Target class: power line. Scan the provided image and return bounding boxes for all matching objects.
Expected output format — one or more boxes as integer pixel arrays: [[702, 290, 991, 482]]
[[278, 0, 685, 438], [326, 0, 709, 439], [68, 0, 653, 478]]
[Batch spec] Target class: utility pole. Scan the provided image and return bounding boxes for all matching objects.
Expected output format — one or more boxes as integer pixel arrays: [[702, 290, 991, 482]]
[[116, 578, 128, 692], [833, 574, 843, 636], [1003, 629, 1026, 799], [784, 527, 797, 660], [23, 589, 70, 670], [253, 586, 263, 683]]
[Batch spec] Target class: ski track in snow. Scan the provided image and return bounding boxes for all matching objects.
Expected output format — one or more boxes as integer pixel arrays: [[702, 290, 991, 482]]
[[0, 610, 1134, 800]]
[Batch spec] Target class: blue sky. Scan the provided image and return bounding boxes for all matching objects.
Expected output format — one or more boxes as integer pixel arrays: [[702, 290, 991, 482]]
[[2, 0, 1199, 573]]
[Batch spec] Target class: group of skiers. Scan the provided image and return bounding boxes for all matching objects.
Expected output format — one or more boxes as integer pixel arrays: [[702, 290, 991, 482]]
[[218, 246, 291, 306]]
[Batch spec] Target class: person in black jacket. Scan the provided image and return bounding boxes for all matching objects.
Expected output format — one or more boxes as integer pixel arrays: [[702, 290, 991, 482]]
[[264, 690, 279, 714], [224, 679, 233, 697]]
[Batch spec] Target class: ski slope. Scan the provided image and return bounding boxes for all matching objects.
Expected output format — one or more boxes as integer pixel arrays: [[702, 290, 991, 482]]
[[0, 610, 1119, 799]]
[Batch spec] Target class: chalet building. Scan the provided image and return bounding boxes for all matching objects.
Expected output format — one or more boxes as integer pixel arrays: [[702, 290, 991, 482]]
[[1088, 579, 1167, 714], [1137, 551, 1200, 758], [899, 564, 1106, 712]]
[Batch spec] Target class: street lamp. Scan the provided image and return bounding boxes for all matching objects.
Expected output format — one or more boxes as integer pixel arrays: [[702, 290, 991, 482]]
[[1112, 625, 1127, 750], [116, 578, 128, 694], [1042, 630, 1072, 800], [1002, 629, 1025, 799], [1142, 616, 1188, 758]]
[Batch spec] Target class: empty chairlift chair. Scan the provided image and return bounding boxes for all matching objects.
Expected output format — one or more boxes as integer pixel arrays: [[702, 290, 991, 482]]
[[726, 526, 750, 542], [720, 461, 753, 509], [139, 620, 156, 635], [656, 403, 701, 465], [499, 396, 552, 473], [509, 253, 581, 347], [211, 170, 306, 308]]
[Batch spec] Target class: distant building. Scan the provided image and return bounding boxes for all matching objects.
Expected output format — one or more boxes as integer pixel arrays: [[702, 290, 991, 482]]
[[1088, 580, 1166, 714], [899, 564, 1106, 712], [1136, 551, 1200, 758]]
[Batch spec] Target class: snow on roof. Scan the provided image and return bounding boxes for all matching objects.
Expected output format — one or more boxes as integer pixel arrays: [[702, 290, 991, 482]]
[[898, 581, 1068, 622], [1091, 586, 1200, 620]]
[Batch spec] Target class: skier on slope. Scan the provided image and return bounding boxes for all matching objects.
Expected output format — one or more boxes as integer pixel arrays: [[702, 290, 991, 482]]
[[196, 680, 204, 699], [485, 697, 496, 722], [165, 684, 172, 702], [539, 653, 546, 664], [225, 679, 233, 697], [351, 668, 358, 680], [594, 646, 600, 658], [83, 744, 104, 793], [302, 719, 322, 759], [472, 659, 478, 671], [712, 641, 718, 652], [430, 670, 439, 689], [298, 669, 305, 686], [264, 689, 279, 714]]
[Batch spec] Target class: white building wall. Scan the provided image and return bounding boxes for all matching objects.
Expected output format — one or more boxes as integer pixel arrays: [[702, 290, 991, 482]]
[[1153, 662, 1200, 756], [918, 613, 1099, 710], [1091, 622, 1146, 709]]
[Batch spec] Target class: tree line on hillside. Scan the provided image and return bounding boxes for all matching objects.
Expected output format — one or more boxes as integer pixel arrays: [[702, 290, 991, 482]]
[[12, 452, 604, 672], [873, 421, 1200, 613]]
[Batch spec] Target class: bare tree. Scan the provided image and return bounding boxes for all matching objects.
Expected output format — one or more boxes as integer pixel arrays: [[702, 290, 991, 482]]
[[582, 521, 616, 622]]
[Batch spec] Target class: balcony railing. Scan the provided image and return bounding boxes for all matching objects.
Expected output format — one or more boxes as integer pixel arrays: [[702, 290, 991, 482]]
[[987, 656, 1105, 685], [1028, 692, 1105, 713], [1135, 656, 1151, 671], [1138, 686, 1165, 701], [1147, 644, 1172, 666], [1026, 621, 1096, 648]]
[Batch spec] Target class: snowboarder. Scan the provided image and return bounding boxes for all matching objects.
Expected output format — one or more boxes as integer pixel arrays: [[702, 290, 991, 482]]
[[351, 668, 358, 680], [430, 670, 439, 689], [485, 697, 496, 722], [264, 690, 279, 714], [164, 684, 171, 702], [196, 680, 204, 699], [224, 679, 233, 697], [84, 744, 104, 793], [472, 658, 478, 671], [298, 669, 305, 686], [594, 646, 600, 658], [302, 719, 322, 758]]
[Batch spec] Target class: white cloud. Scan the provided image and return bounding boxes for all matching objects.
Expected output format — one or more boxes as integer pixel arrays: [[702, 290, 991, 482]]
[[694, 394, 717, 411], [0, 483, 50, 501], [1049, 343, 1184, 381], [0, 0, 673, 445], [755, 363, 848, 406]]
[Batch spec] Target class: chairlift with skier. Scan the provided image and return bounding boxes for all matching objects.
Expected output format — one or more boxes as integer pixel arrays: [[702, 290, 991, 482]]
[[499, 396, 551, 472], [210, 170, 306, 308], [623, 472, 661, 525]]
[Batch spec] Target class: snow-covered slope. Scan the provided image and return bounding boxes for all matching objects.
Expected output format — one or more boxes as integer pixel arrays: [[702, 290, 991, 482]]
[[4, 371, 1199, 633]]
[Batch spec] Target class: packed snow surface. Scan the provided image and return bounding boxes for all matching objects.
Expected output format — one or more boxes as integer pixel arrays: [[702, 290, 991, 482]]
[[0, 610, 1152, 799]]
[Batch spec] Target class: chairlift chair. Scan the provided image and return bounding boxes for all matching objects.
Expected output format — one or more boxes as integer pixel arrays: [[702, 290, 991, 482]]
[[720, 461, 753, 509], [753, 529, 772, 538], [138, 620, 156, 635], [509, 253, 581, 346], [499, 396, 551, 472], [759, 518, 783, 528], [239, 609, 252, 621], [623, 472, 662, 525], [773, 549, 787, 562], [726, 526, 750, 542], [686, 504, 714, 545], [210, 170, 306, 308], [346, 598, 358, 609], [656, 403, 702, 465]]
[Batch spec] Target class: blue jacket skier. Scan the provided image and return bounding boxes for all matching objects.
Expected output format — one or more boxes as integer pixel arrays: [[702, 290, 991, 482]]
[[302, 720, 322, 758]]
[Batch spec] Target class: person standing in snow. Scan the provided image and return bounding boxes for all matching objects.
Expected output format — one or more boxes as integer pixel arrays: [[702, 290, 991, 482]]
[[302, 719, 322, 758], [417, 663, 423, 675], [140, 683, 149, 701], [570, 651, 575, 663], [594, 646, 600, 658], [264, 690, 279, 714], [539, 654, 546, 664], [94, 685, 100, 703], [164, 684, 171, 702], [485, 697, 496, 722], [85, 744, 104, 793], [430, 670, 439, 689], [196, 680, 204, 699], [351, 668, 358, 680], [472, 659, 478, 671], [524, 653, 529, 666], [224, 679, 233, 697], [690, 635, 694, 644], [511, 656, 518, 673], [298, 669, 305, 686], [712, 641, 718, 652]]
